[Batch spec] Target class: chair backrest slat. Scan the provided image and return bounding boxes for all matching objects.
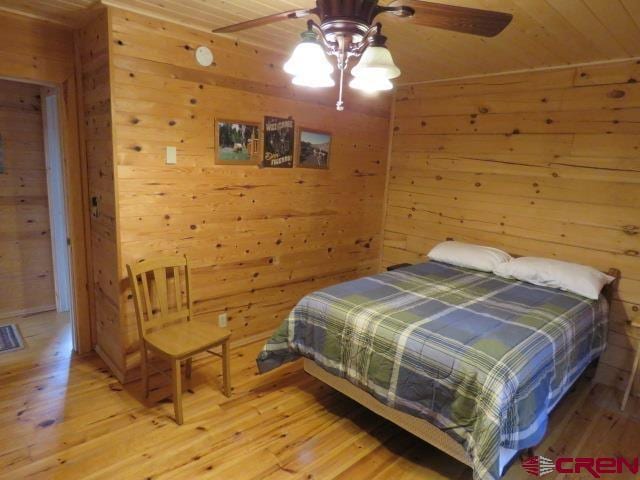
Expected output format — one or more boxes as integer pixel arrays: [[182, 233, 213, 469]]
[[153, 267, 169, 318], [173, 266, 182, 311], [126, 255, 191, 339], [186, 259, 193, 314], [140, 271, 155, 323], [127, 263, 146, 343]]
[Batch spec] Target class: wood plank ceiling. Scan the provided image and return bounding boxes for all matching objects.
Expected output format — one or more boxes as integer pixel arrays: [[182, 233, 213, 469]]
[[2, 0, 639, 84]]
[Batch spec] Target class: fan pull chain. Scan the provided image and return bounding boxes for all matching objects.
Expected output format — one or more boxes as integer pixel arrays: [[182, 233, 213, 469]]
[[337, 65, 345, 111], [336, 36, 349, 111]]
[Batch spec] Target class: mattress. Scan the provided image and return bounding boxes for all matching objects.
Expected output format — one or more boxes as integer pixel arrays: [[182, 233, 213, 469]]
[[257, 261, 608, 479]]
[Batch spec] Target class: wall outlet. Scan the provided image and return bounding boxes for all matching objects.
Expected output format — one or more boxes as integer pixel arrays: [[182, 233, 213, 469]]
[[218, 313, 228, 328], [166, 146, 177, 165]]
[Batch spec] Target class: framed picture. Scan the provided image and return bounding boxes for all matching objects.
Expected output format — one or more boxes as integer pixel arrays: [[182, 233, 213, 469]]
[[263, 116, 294, 168], [297, 128, 331, 169], [215, 119, 261, 165]]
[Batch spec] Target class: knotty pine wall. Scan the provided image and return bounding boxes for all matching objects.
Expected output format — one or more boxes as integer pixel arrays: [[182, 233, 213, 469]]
[[383, 59, 640, 395], [78, 11, 122, 373], [88, 8, 391, 380], [0, 79, 55, 318]]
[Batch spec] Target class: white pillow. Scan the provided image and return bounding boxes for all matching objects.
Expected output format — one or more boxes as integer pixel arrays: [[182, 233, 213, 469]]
[[427, 241, 512, 272], [493, 257, 614, 300]]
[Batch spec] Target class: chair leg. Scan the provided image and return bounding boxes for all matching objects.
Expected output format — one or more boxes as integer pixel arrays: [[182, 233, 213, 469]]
[[222, 339, 231, 397], [140, 344, 149, 398], [186, 357, 192, 379], [171, 358, 184, 425]]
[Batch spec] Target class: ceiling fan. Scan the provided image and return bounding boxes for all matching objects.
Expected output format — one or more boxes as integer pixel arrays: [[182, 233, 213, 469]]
[[212, 1, 513, 111]]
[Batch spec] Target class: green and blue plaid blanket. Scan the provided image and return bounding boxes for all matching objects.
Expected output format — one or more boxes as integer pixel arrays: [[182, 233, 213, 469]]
[[257, 261, 608, 479]]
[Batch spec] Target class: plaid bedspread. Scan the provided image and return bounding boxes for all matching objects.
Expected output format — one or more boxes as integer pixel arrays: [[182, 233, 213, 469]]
[[257, 261, 608, 479]]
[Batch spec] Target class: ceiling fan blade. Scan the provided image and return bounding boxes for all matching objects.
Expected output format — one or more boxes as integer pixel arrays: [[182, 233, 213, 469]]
[[387, 1, 512, 37], [212, 8, 317, 34]]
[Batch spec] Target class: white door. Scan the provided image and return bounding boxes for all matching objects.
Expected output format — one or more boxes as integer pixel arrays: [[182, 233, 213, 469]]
[[42, 91, 72, 313]]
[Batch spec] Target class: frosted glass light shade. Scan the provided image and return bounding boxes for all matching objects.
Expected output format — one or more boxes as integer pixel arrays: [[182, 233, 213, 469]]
[[284, 41, 333, 77], [349, 75, 393, 93], [292, 73, 335, 88], [351, 45, 400, 80]]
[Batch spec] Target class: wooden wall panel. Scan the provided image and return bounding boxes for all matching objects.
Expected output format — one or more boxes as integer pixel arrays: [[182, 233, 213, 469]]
[[77, 10, 123, 373], [0, 79, 55, 317], [107, 8, 391, 379], [384, 58, 640, 396], [0, 11, 75, 85]]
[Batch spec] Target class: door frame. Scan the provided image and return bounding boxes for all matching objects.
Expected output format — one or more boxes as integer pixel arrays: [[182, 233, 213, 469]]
[[0, 67, 94, 355]]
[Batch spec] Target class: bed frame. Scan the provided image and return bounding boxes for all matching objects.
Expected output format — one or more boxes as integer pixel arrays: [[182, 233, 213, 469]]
[[304, 358, 474, 466], [303, 266, 621, 469]]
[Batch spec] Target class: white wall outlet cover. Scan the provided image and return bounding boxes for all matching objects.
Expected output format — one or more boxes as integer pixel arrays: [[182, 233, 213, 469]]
[[218, 313, 228, 328], [166, 146, 177, 165], [195, 46, 214, 67]]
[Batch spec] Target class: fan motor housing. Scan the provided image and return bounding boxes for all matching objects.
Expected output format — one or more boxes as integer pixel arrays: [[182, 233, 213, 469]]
[[315, 0, 381, 23], [320, 19, 369, 43], [316, 0, 379, 41], [315, 0, 414, 43]]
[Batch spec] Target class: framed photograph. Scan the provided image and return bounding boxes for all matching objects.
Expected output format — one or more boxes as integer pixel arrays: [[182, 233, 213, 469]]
[[297, 128, 331, 169], [263, 116, 294, 168], [215, 119, 261, 165]]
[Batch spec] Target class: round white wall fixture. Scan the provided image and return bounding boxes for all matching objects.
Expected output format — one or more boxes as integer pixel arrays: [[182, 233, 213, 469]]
[[195, 46, 214, 67]]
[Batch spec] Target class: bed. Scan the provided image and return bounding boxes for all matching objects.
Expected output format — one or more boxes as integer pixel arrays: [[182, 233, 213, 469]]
[[257, 260, 617, 480]]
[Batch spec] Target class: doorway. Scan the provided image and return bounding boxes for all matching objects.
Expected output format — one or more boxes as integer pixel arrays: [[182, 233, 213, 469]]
[[0, 78, 75, 355]]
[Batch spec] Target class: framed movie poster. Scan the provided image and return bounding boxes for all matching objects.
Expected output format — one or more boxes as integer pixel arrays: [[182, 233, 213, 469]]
[[263, 116, 294, 168], [297, 128, 331, 169], [215, 119, 261, 165]]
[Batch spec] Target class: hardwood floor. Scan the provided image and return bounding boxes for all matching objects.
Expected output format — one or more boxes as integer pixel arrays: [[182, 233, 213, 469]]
[[0, 310, 71, 368], [1, 311, 639, 479]]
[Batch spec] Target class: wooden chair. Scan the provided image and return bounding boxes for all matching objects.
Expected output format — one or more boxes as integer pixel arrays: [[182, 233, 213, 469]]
[[126, 255, 231, 424]]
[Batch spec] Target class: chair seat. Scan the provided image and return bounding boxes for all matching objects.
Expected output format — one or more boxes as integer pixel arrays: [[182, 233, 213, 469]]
[[145, 320, 230, 358]]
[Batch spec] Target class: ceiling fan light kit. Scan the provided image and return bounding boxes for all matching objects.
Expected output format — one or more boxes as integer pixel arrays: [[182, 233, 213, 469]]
[[283, 22, 402, 109], [349, 32, 400, 93], [349, 75, 393, 93], [350, 39, 401, 80], [283, 30, 334, 77], [212, 0, 513, 111], [293, 72, 336, 88], [283, 19, 404, 110]]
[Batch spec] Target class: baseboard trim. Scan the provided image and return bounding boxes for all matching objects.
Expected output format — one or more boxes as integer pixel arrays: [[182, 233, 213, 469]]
[[231, 330, 272, 349], [95, 344, 126, 384], [0, 305, 56, 320]]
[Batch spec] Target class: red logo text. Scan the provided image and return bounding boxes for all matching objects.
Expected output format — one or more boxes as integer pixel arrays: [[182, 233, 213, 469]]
[[521, 456, 639, 478]]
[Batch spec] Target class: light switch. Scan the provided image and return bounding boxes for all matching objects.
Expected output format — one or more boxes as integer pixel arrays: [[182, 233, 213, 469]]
[[166, 146, 177, 165]]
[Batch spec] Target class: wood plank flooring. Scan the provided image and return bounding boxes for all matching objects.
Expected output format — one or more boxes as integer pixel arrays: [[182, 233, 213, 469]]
[[1, 311, 639, 479]]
